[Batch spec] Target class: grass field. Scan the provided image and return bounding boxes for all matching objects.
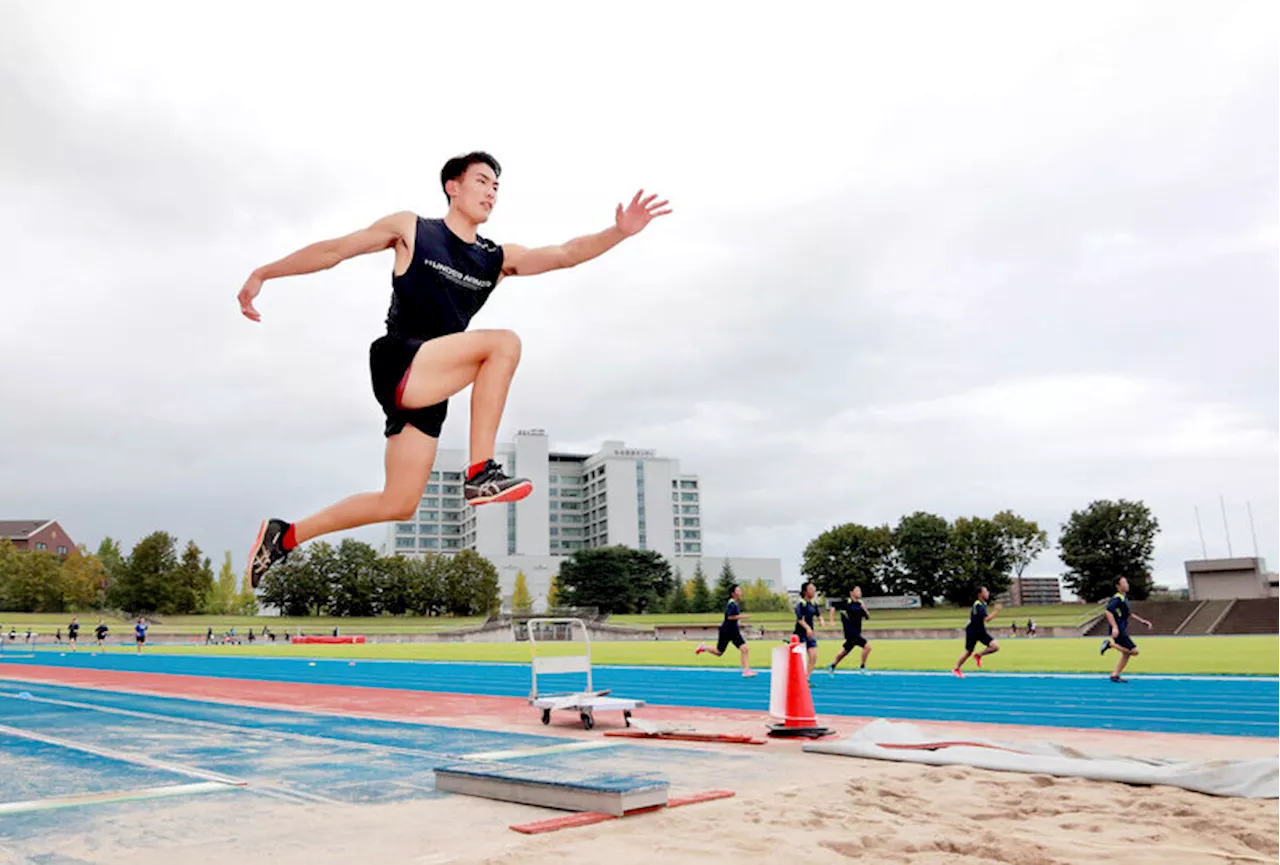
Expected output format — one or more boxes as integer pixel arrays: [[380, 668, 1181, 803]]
[[610, 604, 1101, 631], [67, 635, 1279, 676], [0, 614, 484, 635], [0, 604, 1098, 637]]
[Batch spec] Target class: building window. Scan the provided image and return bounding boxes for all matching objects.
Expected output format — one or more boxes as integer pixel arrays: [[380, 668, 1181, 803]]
[[682, 518, 700, 527], [396, 537, 416, 549], [444, 484, 461, 495], [443, 471, 462, 482], [443, 510, 463, 522], [430, 471, 441, 481], [680, 480, 698, 489], [683, 530, 700, 539], [423, 496, 440, 507], [396, 523, 416, 534], [682, 505, 700, 515], [681, 493, 697, 502], [685, 542, 701, 553], [418, 509, 438, 521], [418, 537, 437, 549], [57, 545, 67, 555], [420, 524, 438, 534], [443, 497, 463, 508]]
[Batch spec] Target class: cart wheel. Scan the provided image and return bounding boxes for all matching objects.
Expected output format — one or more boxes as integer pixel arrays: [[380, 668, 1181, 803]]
[[624, 711, 632, 727], [541, 709, 551, 725], [580, 712, 594, 730]]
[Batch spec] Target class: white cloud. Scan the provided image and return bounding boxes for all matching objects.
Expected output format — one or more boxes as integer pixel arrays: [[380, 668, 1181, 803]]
[[0, 0, 1275, 591]]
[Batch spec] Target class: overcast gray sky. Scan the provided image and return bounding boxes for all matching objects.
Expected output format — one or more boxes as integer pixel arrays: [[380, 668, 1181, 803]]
[[2, 1, 1276, 593]]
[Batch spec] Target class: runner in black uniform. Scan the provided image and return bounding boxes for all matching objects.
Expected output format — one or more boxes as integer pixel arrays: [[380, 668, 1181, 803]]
[[695, 583, 757, 677], [1099, 577, 1153, 683], [794, 581, 821, 680], [94, 619, 108, 651], [825, 585, 872, 674], [953, 586, 1001, 678], [67, 617, 80, 651], [238, 152, 671, 586]]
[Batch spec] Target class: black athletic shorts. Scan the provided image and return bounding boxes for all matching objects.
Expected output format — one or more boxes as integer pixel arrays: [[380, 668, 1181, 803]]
[[843, 635, 867, 651], [135, 635, 146, 644], [965, 628, 993, 652], [1114, 632, 1136, 651], [717, 626, 745, 653], [370, 335, 449, 439]]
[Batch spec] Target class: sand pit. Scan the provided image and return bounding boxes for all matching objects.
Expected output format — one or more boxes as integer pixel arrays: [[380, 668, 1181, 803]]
[[7, 713, 1275, 865]]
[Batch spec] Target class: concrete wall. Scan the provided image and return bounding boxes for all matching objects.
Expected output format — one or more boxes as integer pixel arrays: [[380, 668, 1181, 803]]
[[1185, 557, 1269, 600]]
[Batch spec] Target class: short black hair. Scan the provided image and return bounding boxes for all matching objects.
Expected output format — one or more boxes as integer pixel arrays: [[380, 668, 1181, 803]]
[[802, 581, 815, 594], [440, 151, 501, 203], [729, 583, 740, 594]]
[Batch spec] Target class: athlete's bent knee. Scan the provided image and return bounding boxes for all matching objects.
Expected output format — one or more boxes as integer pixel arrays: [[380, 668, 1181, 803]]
[[491, 329, 522, 361], [384, 492, 420, 522]]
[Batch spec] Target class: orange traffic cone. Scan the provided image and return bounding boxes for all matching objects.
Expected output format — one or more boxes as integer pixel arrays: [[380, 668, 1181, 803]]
[[767, 635, 831, 739]]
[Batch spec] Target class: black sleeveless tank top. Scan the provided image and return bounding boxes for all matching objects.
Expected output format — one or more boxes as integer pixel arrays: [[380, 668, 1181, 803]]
[[384, 217, 505, 341]]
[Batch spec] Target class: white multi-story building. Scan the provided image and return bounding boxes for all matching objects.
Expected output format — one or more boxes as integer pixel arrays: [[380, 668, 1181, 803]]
[[383, 429, 781, 607]]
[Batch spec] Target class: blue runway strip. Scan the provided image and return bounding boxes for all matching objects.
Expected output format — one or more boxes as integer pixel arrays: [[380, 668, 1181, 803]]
[[3, 651, 1276, 737]]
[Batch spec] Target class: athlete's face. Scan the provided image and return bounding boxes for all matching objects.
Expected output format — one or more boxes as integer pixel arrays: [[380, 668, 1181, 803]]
[[978, 587, 989, 602], [851, 587, 862, 600], [449, 163, 499, 224], [1117, 577, 1129, 594]]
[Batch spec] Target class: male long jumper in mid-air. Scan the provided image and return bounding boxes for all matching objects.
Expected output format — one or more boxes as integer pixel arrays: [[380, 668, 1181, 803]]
[[236, 152, 671, 587]]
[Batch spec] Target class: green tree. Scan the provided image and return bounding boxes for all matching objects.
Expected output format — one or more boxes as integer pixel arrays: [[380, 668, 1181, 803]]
[[545, 572, 562, 611], [447, 549, 500, 616], [110, 531, 180, 614], [95, 537, 125, 607], [893, 512, 951, 606], [259, 547, 318, 617], [688, 562, 712, 613], [942, 517, 1013, 605], [1058, 499, 1159, 602], [992, 510, 1050, 580], [558, 547, 673, 615], [4, 549, 64, 612], [234, 574, 259, 615], [60, 550, 107, 611], [801, 523, 897, 598], [665, 569, 689, 614], [621, 548, 673, 614], [741, 578, 790, 612], [511, 569, 533, 615], [406, 554, 450, 615], [330, 540, 382, 617], [0, 539, 19, 609], [166, 541, 214, 615], [204, 552, 239, 615], [558, 548, 632, 614], [711, 560, 738, 611], [377, 554, 413, 616]]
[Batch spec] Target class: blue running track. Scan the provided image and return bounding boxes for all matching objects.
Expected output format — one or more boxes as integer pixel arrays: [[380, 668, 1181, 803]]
[[2, 651, 1275, 738]]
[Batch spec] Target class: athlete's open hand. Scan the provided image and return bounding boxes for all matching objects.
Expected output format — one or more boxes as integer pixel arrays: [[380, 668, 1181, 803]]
[[616, 190, 672, 237], [238, 272, 264, 322]]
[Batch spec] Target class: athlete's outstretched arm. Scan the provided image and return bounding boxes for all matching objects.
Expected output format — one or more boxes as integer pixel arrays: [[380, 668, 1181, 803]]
[[238, 211, 414, 322], [501, 190, 671, 278]]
